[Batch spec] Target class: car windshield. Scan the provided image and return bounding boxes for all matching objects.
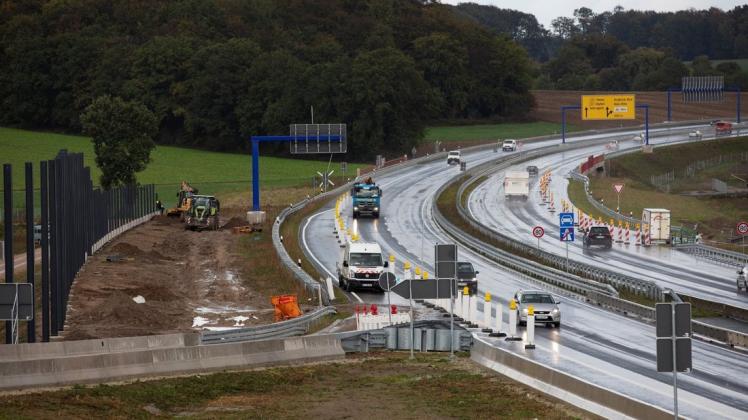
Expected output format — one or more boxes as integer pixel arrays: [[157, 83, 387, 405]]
[[194, 197, 211, 207], [457, 262, 474, 275], [449, 152, 459, 156], [589, 227, 609, 235], [354, 188, 379, 198], [521, 294, 554, 304], [349, 253, 382, 266]]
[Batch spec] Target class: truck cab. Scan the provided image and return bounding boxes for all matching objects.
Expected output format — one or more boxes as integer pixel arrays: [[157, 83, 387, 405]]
[[457, 262, 479, 295], [337, 242, 387, 292], [352, 180, 382, 218]]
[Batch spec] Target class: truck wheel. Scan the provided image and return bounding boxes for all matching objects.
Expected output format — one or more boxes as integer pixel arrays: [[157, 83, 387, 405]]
[[353, 212, 358, 219], [373, 212, 379, 219]]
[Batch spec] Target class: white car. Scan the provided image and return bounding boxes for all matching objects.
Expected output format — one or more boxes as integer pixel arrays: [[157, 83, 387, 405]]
[[689, 130, 702, 138], [337, 242, 387, 292], [447, 150, 461, 165], [502, 139, 517, 152]]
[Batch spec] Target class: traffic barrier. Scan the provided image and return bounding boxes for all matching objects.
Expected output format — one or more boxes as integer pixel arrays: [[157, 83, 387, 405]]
[[624, 224, 631, 245], [635, 225, 641, 246], [456, 289, 464, 319], [525, 305, 536, 349], [644, 226, 652, 246], [482, 293, 492, 333], [616, 222, 623, 243], [506, 299, 521, 341]]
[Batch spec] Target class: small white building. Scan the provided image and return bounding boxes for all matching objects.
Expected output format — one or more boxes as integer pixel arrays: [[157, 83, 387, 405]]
[[642, 208, 671, 242]]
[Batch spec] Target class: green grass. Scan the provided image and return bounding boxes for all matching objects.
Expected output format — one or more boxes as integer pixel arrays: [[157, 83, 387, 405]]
[[0, 127, 366, 207], [0, 353, 592, 418], [424, 121, 579, 142]]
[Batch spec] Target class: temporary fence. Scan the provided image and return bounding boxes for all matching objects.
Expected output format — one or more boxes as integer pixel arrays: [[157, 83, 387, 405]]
[[2, 150, 156, 344], [649, 151, 748, 191]]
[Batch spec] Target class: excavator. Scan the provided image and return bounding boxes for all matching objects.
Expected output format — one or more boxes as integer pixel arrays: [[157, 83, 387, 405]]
[[184, 195, 221, 231], [166, 181, 197, 218]]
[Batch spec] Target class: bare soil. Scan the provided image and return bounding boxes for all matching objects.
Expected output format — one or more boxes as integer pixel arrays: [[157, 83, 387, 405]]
[[61, 216, 269, 340], [531, 90, 747, 128]]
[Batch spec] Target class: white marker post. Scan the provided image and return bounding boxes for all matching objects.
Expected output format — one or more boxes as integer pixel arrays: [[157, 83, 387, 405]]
[[456, 288, 464, 320], [525, 304, 536, 349], [482, 292, 492, 333], [490, 302, 506, 337], [506, 299, 521, 341]]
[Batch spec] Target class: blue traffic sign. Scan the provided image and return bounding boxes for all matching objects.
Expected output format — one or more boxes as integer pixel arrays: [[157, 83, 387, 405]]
[[559, 212, 575, 228], [560, 227, 575, 242]]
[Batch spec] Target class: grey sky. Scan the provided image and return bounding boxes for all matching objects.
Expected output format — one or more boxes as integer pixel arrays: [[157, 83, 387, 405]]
[[442, 1, 744, 28]]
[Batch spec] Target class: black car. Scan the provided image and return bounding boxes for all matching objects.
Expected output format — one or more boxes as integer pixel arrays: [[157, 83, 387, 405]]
[[526, 165, 538, 176], [583, 226, 612, 249], [457, 261, 479, 295]]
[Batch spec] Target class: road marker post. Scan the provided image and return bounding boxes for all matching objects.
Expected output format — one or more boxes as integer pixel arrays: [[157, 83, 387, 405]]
[[466, 286, 478, 328], [506, 299, 521, 341], [624, 223, 631, 245], [482, 292, 493, 333], [525, 304, 536, 349], [489, 302, 506, 337], [635, 223, 641, 246]]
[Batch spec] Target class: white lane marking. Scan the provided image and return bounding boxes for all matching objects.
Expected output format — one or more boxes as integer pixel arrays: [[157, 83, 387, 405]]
[[351, 292, 363, 303], [302, 209, 338, 281]]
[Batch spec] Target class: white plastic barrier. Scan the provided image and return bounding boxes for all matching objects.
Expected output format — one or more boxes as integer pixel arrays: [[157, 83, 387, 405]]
[[356, 313, 411, 331]]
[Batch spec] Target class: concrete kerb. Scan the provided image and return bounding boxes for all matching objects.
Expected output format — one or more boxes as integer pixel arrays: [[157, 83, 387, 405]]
[[0, 334, 345, 391], [470, 338, 674, 420], [0, 333, 200, 361]]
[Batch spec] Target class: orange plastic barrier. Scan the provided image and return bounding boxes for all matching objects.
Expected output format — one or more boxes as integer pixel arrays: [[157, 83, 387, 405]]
[[271, 294, 302, 321]]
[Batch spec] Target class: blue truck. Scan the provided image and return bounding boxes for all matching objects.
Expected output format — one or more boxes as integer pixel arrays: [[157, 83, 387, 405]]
[[351, 178, 382, 218]]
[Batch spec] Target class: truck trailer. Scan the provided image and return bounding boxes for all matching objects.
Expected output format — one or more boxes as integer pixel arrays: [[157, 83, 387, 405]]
[[504, 170, 530, 200]]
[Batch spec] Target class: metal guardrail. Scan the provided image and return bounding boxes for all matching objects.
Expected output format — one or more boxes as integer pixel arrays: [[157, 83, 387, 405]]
[[200, 306, 336, 344], [337, 320, 473, 353], [673, 244, 748, 267]]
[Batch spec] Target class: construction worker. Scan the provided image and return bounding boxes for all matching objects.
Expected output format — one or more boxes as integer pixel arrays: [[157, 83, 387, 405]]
[[155, 199, 164, 215]]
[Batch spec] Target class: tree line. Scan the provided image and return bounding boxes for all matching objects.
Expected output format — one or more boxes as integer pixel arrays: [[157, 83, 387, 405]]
[[454, 3, 748, 91], [0, 0, 533, 159]]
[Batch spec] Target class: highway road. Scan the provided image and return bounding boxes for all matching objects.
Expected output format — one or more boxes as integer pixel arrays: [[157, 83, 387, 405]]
[[467, 130, 748, 310], [301, 127, 748, 418]]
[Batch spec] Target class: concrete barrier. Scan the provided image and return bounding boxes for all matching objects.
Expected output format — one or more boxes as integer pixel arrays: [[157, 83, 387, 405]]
[[0, 333, 200, 361], [471, 339, 673, 420], [0, 334, 344, 391]]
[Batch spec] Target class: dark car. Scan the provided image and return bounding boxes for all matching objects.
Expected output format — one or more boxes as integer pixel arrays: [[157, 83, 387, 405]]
[[457, 261, 479, 295], [583, 226, 612, 249], [526, 165, 539, 177]]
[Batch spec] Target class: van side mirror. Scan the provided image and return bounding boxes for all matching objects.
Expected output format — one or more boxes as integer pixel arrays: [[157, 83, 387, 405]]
[[556, 300, 562, 304], [383, 261, 389, 268], [475, 270, 479, 275], [343, 261, 348, 267]]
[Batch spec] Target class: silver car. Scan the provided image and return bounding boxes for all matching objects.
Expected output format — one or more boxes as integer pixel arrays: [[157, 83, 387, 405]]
[[514, 290, 561, 328]]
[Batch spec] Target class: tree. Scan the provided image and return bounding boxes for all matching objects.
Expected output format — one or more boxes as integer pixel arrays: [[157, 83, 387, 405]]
[[80, 96, 157, 189]]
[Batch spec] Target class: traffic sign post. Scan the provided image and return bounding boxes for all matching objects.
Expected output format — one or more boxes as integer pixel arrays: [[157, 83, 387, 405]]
[[614, 184, 624, 213], [656, 294, 692, 420], [378, 271, 397, 326], [532, 226, 544, 252], [737, 221, 748, 249], [559, 213, 575, 272], [435, 244, 458, 357]]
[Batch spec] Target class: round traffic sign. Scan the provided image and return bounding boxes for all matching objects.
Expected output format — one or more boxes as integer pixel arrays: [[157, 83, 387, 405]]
[[378, 272, 397, 291], [737, 221, 748, 236], [532, 226, 545, 238]]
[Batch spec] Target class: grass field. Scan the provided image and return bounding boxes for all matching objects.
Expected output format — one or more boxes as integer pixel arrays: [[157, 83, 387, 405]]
[[424, 121, 578, 142], [0, 127, 366, 207], [0, 353, 590, 419]]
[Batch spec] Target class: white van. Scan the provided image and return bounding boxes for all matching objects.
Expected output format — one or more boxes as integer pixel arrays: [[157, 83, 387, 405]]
[[504, 170, 530, 200], [337, 242, 387, 292], [447, 150, 461, 165]]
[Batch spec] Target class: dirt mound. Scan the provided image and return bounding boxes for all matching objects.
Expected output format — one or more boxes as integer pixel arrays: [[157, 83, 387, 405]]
[[222, 217, 247, 229], [108, 242, 171, 263]]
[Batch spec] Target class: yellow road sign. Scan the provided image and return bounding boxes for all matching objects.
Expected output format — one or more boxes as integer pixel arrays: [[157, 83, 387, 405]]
[[581, 95, 636, 120]]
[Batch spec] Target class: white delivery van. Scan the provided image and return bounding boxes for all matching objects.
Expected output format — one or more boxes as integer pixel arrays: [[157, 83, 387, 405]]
[[504, 170, 530, 200], [337, 242, 387, 292], [642, 208, 671, 243]]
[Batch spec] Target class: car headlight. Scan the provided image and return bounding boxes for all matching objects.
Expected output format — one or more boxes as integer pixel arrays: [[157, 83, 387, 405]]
[[552, 308, 559, 314], [353, 206, 358, 210], [522, 308, 528, 314], [374, 207, 379, 211]]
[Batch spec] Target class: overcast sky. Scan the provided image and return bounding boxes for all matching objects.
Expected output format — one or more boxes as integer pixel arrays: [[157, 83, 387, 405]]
[[442, 1, 743, 28]]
